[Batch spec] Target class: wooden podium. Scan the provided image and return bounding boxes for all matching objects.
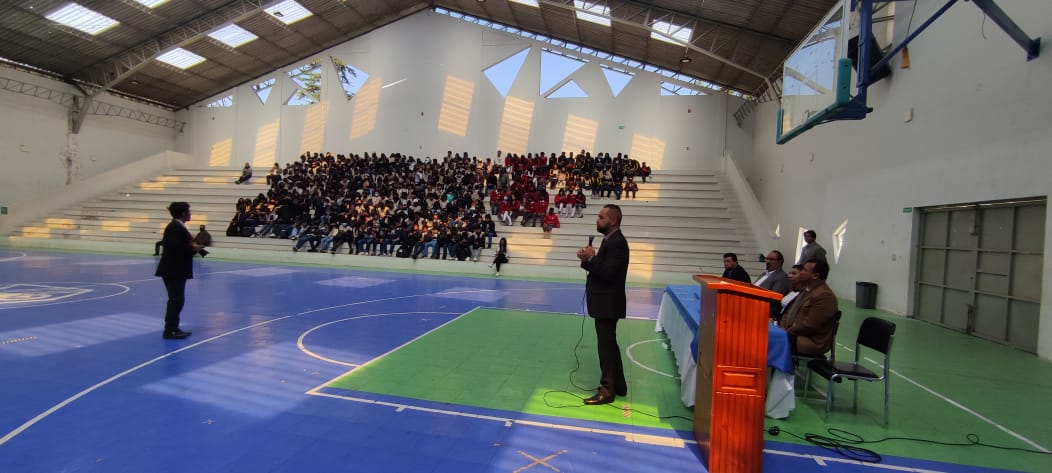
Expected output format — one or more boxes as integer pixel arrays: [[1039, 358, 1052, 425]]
[[692, 275, 781, 473]]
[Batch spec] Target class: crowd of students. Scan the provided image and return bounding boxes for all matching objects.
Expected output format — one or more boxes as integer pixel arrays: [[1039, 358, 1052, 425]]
[[224, 149, 651, 263]]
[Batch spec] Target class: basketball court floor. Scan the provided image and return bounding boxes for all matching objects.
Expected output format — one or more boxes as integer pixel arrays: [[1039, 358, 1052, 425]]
[[0, 248, 1047, 472]]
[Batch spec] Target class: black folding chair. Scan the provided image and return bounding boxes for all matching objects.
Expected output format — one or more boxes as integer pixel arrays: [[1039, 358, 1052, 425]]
[[807, 316, 896, 425]]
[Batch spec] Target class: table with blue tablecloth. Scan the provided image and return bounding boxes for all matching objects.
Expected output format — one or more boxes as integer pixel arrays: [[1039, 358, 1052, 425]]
[[655, 284, 795, 418]]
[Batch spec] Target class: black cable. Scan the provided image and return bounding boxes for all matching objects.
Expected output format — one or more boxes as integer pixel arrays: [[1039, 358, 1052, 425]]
[[540, 290, 692, 423], [766, 426, 1052, 464]]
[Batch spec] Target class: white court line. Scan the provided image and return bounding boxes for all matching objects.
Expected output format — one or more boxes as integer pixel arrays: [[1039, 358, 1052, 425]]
[[763, 449, 945, 472], [626, 339, 676, 378], [296, 310, 461, 367], [0, 287, 505, 447], [837, 341, 1049, 453], [864, 355, 1050, 454], [0, 251, 28, 262], [0, 283, 130, 311], [306, 388, 954, 471]]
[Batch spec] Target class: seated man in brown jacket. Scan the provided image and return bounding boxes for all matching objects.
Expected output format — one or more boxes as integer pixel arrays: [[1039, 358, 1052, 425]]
[[778, 258, 838, 357]]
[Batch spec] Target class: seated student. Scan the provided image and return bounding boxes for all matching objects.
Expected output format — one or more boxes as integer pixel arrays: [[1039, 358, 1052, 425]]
[[541, 207, 560, 233], [720, 252, 751, 283], [234, 162, 253, 184], [778, 259, 839, 357], [638, 162, 651, 183], [623, 177, 638, 199], [266, 163, 282, 186], [488, 237, 509, 277], [193, 225, 211, 257]]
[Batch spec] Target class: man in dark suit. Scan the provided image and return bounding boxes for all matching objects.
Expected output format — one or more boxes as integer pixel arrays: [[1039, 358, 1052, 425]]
[[156, 202, 204, 340], [577, 204, 630, 405], [721, 252, 751, 283]]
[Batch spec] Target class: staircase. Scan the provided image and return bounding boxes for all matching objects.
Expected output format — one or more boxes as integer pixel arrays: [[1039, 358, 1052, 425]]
[[5, 168, 766, 284]]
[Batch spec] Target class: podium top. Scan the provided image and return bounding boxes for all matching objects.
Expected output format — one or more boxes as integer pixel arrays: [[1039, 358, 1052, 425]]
[[693, 274, 782, 302]]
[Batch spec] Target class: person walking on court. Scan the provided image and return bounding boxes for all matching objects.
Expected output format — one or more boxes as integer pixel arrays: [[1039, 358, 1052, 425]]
[[577, 204, 630, 405], [156, 202, 204, 339]]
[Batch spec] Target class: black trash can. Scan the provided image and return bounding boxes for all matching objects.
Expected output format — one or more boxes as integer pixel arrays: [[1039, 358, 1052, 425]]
[[855, 282, 877, 309]]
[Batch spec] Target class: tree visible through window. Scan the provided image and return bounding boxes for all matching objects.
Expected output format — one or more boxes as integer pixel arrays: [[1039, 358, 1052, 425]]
[[287, 60, 322, 105], [331, 56, 370, 101]]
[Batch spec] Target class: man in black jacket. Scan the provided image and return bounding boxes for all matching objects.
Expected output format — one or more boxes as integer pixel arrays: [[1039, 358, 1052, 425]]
[[155, 202, 204, 340], [577, 204, 630, 405], [721, 252, 751, 283]]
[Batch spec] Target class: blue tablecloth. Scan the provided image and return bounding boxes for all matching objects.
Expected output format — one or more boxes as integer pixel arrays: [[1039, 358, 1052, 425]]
[[659, 284, 793, 373]]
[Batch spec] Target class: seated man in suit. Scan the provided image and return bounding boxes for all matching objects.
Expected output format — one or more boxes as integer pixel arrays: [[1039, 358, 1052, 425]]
[[721, 252, 751, 283], [778, 259, 838, 357], [755, 250, 790, 319], [754, 250, 790, 295]]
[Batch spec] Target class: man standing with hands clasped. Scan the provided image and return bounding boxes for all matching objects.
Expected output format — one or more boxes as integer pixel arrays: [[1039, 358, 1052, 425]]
[[156, 202, 205, 340], [577, 204, 630, 405]]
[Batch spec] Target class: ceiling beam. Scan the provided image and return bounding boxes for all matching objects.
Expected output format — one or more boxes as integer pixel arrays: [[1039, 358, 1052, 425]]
[[535, 0, 767, 81]]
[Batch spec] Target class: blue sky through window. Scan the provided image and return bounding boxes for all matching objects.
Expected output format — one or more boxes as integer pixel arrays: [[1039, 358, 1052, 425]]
[[540, 49, 586, 95], [601, 66, 633, 97], [253, 78, 275, 105], [548, 80, 588, 98], [484, 48, 529, 97]]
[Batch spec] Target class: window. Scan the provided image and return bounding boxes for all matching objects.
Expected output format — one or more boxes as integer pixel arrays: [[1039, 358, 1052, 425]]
[[156, 48, 206, 69], [331, 56, 370, 101], [509, 0, 539, 7], [484, 48, 530, 97], [253, 78, 276, 105], [209, 24, 257, 48], [265, 0, 312, 25], [434, 6, 729, 95], [651, 20, 692, 45], [600, 65, 633, 97], [286, 60, 322, 105], [575, 1, 611, 27], [540, 49, 587, 95], [46, 3, 119, 35], [206, 95, 233, 108], [832, 220, 848, 263], [134, 0, 170, 7], [660, 82, 705, 96]]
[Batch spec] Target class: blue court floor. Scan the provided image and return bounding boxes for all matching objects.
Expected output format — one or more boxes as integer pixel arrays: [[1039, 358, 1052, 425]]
[[0, 249, 1024, 472]]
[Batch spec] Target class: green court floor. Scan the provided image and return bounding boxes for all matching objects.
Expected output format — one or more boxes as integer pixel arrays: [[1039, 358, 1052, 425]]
[[764, 302, 1052, 473], [329, 308, 695, 431], [328, 304, 1052, 472]]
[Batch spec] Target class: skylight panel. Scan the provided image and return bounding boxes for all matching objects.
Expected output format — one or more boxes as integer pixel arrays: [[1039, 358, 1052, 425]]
[[46, 3, 119, 35], [134, 0, 170, 7], [156, 48, 207, 69], [510, 0, 540, 7], [265, 0, 313, 25], [651, 20, 692, 45], [574, 1, 610, 27], [209, 24, 258, 48]]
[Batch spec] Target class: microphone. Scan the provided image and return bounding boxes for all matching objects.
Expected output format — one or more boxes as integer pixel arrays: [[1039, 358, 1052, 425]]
[[587, 235, 594, 247]]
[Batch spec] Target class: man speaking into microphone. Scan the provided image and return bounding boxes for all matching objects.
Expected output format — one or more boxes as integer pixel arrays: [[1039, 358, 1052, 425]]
[[577, 204, 630, 405]]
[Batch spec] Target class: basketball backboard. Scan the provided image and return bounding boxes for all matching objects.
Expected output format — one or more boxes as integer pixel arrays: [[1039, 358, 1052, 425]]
[[776, 0, 852, 145]]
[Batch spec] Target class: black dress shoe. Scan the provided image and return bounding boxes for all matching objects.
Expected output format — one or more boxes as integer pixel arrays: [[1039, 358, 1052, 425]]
[[162, 330, 192, 339], [616, 388, 627, 397], [583, 393, 615, 405]]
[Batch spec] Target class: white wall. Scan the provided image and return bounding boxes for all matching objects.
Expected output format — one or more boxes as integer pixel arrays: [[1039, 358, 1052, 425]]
[[178, 11, 748, 171], [742, 2, 1052, 357], [0, 67, 180, 210]]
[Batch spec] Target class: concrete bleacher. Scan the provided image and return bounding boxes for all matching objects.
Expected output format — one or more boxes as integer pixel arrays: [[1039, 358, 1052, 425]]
[[4, 168, 766, 285]]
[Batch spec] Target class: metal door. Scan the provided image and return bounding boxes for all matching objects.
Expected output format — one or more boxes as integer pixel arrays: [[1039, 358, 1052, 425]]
[[914, 198, 1044, 352]]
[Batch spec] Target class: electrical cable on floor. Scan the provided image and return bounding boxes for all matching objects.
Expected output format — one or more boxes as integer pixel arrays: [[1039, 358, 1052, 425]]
[[766, 426, 1052, 464], [540, 290, 692, 423]]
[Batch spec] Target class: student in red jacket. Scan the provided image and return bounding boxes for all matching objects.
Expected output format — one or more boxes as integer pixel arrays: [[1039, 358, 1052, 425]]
[[542, 208, 561, 233]]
